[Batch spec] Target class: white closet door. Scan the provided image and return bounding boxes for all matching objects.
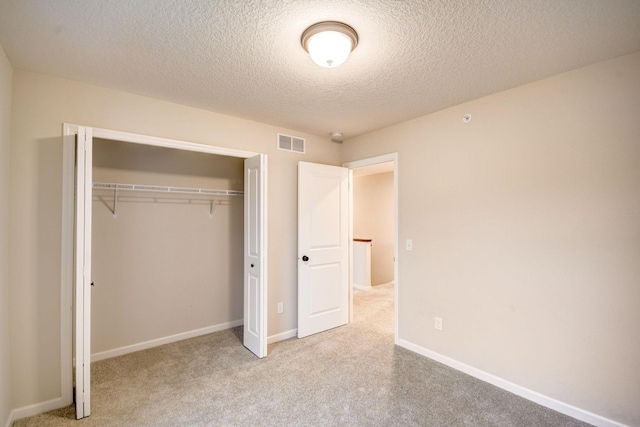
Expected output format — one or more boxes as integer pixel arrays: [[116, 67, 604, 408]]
[[244, 154, 268, 358], [74, 126, 92, 419]]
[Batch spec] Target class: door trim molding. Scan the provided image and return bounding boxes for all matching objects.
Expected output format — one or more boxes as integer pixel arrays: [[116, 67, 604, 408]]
[[77, 125, 258, 158], [343, 153, 399, 343]]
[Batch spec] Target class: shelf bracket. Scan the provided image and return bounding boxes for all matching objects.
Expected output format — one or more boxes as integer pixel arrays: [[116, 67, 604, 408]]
[[209, 194, 220, 218], [112, 187, 118, 218]]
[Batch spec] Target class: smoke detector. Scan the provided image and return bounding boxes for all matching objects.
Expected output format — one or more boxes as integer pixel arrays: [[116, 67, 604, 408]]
[[330, 131, 343, 143]]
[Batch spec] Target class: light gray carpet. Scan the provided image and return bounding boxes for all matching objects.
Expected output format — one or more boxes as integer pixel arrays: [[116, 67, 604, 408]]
[[14, 284, 590, 426]]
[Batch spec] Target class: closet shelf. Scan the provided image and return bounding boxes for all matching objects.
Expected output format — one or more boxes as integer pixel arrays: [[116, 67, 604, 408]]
[[93, 182, 243, 218], [93, 182, 244, 197]]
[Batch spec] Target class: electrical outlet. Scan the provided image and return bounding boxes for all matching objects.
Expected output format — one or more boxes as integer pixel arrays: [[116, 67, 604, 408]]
[[406, 239, 413, 251], [434, 317, 443, 331], [277, 302, 284, 314]]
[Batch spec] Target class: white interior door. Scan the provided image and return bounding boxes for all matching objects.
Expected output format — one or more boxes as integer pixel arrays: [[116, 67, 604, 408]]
[[244, 154, 268, 357], [298, 162, 349, 338], [74, 126, 92, 419]]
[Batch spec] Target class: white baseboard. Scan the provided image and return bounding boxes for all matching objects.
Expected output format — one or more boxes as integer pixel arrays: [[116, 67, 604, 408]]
[[7, 396, 66, 426], [268, 328, 297, 344], [375, 281, 394, 287], [92, 319, 244, 362], [92, 322, 299, 361], [397, 338, 627, 427]]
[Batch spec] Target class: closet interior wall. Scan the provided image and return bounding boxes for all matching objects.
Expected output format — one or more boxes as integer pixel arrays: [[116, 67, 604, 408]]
[[91, 138, 244, 356]]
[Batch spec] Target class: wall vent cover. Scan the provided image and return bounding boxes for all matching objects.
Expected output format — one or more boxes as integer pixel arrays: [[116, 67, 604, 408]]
[[277, 133, 305, 154]]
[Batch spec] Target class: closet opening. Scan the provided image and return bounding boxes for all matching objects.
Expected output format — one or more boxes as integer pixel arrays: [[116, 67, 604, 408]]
[[90, 139, 245, 361], [62, 124, 267, 419]]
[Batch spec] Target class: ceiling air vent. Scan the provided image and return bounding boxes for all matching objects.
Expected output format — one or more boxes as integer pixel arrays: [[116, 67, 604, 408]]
[[277, 133, 306, 154]]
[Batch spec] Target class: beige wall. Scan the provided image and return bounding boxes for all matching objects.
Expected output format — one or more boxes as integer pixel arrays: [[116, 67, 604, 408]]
[[341, 52, 640, 426], [8, 70, 340, 409], [353, 172, 394, 285], [0, 43, 12, 427], [91, 139, 245, 354]]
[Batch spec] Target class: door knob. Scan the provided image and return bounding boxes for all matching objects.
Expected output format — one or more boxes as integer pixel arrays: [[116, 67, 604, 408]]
[[302, 255, 309, 262]]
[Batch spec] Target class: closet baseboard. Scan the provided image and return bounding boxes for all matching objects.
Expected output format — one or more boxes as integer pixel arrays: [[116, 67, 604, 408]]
[[92, 322, 299, 363], [268, 328, 297, 344], [92, 319, 244, 362], [7, 396, 67, 427]]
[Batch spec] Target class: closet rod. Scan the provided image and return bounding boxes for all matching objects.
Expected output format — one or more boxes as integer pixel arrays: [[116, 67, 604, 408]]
[[93, 182, 244, 197]]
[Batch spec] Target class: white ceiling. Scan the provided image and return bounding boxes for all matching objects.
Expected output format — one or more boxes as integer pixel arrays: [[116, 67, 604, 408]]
[[1, 1, 639, 140]]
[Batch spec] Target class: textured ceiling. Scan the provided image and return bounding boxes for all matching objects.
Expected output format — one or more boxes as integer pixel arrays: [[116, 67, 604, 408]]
[[1, 0, 639, 140]]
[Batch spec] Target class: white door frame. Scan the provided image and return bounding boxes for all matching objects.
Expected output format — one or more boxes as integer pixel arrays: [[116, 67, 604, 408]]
[[343, 153, 399, 343], [73, 126, 92, 418], [61, 124, 266, 418]]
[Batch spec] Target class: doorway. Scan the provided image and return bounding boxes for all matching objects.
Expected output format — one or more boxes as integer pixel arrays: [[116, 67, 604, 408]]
[[90, 139, 245, 361], [61, 124, 267, 419], [344, 154, 398, 342]]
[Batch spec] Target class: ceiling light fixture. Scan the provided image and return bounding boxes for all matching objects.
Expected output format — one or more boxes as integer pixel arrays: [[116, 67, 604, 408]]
[[301, 21, 358, 68]]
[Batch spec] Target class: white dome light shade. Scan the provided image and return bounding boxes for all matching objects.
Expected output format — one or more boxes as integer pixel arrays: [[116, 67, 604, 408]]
[[307, 31, 352, 67], [302, 22, 358, 68]]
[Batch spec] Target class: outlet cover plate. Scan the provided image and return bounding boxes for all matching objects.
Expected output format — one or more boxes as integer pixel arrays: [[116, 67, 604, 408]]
[[435, 317, 443, 331]]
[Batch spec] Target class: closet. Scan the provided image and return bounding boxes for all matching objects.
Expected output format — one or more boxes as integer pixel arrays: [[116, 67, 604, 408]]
[[90, 138, 245, 359], [66, 125, 266, 419]]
